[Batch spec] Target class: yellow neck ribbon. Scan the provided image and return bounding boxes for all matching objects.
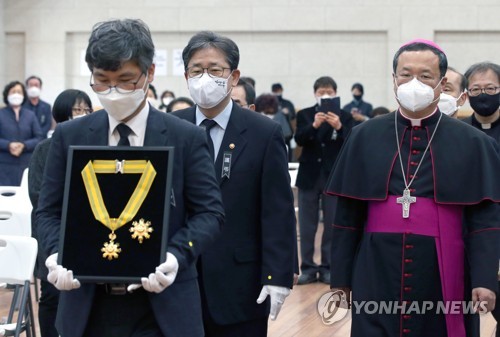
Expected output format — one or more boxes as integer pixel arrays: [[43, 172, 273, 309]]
[[81, 160, 157, 232]]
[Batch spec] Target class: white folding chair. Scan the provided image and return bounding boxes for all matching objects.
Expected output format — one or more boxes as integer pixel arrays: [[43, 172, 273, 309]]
[[0, 186, 32, 237], [0, 235, 37, 337]]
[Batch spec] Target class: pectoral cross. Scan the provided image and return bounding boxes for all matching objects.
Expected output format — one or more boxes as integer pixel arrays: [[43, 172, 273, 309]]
[[396, 188, 416, 218]]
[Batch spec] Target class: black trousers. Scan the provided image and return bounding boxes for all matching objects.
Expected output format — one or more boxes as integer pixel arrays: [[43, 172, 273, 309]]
[[204, 315, 268, 337], [82, 287, 162, 337], [39, 280, 59, 337]]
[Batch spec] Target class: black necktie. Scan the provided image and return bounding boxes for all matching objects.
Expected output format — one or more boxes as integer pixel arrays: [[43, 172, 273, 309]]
[[116, 123, 132, 146], [201, 119, 217, 160]]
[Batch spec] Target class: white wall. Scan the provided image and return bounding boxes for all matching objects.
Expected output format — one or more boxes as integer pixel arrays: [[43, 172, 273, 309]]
[[1, 0, 499, 112]]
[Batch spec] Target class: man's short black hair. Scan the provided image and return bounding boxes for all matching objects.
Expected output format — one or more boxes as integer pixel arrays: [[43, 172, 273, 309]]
[[237, 79, 256, 105], [393, 42, 448, 78], [271, 83, 283, 92], [464, 62, 500, 88], [182, 31, 239, 71], [313, 76, 337, 92], [85, 19, 155, 73]]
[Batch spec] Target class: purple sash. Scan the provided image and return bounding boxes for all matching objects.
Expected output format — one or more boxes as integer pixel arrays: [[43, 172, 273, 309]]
[[366, 196, 465, 337]]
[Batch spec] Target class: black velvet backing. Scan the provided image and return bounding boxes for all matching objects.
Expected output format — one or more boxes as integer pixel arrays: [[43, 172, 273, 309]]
[[59, 146, 173, 283]]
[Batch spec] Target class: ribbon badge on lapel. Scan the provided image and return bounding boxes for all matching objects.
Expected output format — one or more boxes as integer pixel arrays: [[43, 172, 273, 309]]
[[221, 145, 233, 179]]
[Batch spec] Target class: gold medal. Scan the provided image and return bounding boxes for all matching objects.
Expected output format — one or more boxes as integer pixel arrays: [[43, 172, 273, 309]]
[[101, 232, 122, 260], [81, 160, 157, 260], [130, 218, 153, 244]]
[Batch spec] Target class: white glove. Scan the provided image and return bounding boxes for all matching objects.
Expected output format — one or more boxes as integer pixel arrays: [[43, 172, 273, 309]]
[[45, 253, 81, 291], [256, 285, 291, 320], [128, 252, 178, 293]]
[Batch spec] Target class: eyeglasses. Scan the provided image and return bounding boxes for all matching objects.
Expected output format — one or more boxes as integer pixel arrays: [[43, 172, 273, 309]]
[[72, 107, 92, 115], [186, 66, 231, 79], [467, 86, 499, 97], [90, 73, 145, 94]]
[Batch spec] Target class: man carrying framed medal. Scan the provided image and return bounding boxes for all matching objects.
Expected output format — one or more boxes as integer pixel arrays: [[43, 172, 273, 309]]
[[36, 19, 224, 337]]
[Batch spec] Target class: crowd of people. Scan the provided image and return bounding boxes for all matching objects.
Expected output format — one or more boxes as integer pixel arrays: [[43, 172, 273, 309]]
[[0, 17, 498, 337]]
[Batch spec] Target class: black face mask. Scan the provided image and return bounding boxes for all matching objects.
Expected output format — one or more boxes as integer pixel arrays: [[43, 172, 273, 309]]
[[353, 94, 362, 101], [469, 92, 499, 117]]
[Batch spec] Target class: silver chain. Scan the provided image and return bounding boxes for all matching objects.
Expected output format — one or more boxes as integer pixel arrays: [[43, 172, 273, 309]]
[[394, 111, 443, 190]]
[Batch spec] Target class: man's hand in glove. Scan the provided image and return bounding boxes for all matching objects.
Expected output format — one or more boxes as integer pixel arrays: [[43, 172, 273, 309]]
[[256, 285, 291, 320], [45, 253, 80, 291], [127, 252, 179, 293]]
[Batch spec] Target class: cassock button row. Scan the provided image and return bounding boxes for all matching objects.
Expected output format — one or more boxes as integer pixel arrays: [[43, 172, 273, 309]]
[[403, 315, 411, 320], [404, 259, 413, 263], [405, 244, 414, 249], [404, 286, 412, 292], [413, 126, 420, 130], [403, 328, 411, 334], [410, 188, 416, 193], [404, 273, 412, 278], [410, 161, 418, 166], [413, 136, 421, 141]]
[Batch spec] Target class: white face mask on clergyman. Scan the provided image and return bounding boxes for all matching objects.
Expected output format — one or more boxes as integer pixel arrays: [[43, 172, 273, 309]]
[[8, 93, 24, 106], [438, 92, 462, 116], [396, 77, 441, 112], [188, 72, 232, 109], [97, 75, 148, 121], [27, 86, 41, 98]]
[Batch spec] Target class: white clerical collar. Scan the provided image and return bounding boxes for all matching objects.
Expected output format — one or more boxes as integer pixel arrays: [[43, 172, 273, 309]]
[[399, 107, 438, 127]]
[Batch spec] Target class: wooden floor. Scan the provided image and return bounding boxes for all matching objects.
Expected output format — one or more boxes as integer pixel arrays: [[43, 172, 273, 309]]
[[0, 221, 497, 337]]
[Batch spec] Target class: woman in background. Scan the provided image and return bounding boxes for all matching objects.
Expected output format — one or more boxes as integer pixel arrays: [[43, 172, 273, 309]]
[[0, 80, 43, 185], [28, 89, 92, 337]]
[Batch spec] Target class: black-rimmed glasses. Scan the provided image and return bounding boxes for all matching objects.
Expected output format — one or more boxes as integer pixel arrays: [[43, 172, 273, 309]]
[[467, 86, 499, 97], [90, 73, 145, 94], [186, 66, 231, 79]]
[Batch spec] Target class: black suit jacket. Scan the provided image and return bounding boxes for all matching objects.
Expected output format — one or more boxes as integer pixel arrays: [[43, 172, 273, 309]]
[[294, 105, 354, 190], [36, 107, 224, 337], [174, 103, 296, 325]]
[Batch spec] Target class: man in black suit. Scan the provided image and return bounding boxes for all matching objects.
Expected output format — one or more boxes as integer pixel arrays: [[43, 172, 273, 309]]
[[294, 76, 354, 285], [174, 31, 296, 337], [36, 19, 224, 337]]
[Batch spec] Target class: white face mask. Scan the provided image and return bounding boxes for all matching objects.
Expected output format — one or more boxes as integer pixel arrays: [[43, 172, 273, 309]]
[[316, 94, 334, 106], [188, 72, 232, 109], [396, 77, 441, 112], [162, 97, 174, 106], [97, 75, 148, 121], [438, 92, 462, 116], [8, 93, 24, 106], [27, 86, 41, 98], [71, 114, 87, 120]]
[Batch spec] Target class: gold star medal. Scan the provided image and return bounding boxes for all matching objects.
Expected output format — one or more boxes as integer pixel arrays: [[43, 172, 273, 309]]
[[101, 231, 122, 260], [130, 218, 153, 244]]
